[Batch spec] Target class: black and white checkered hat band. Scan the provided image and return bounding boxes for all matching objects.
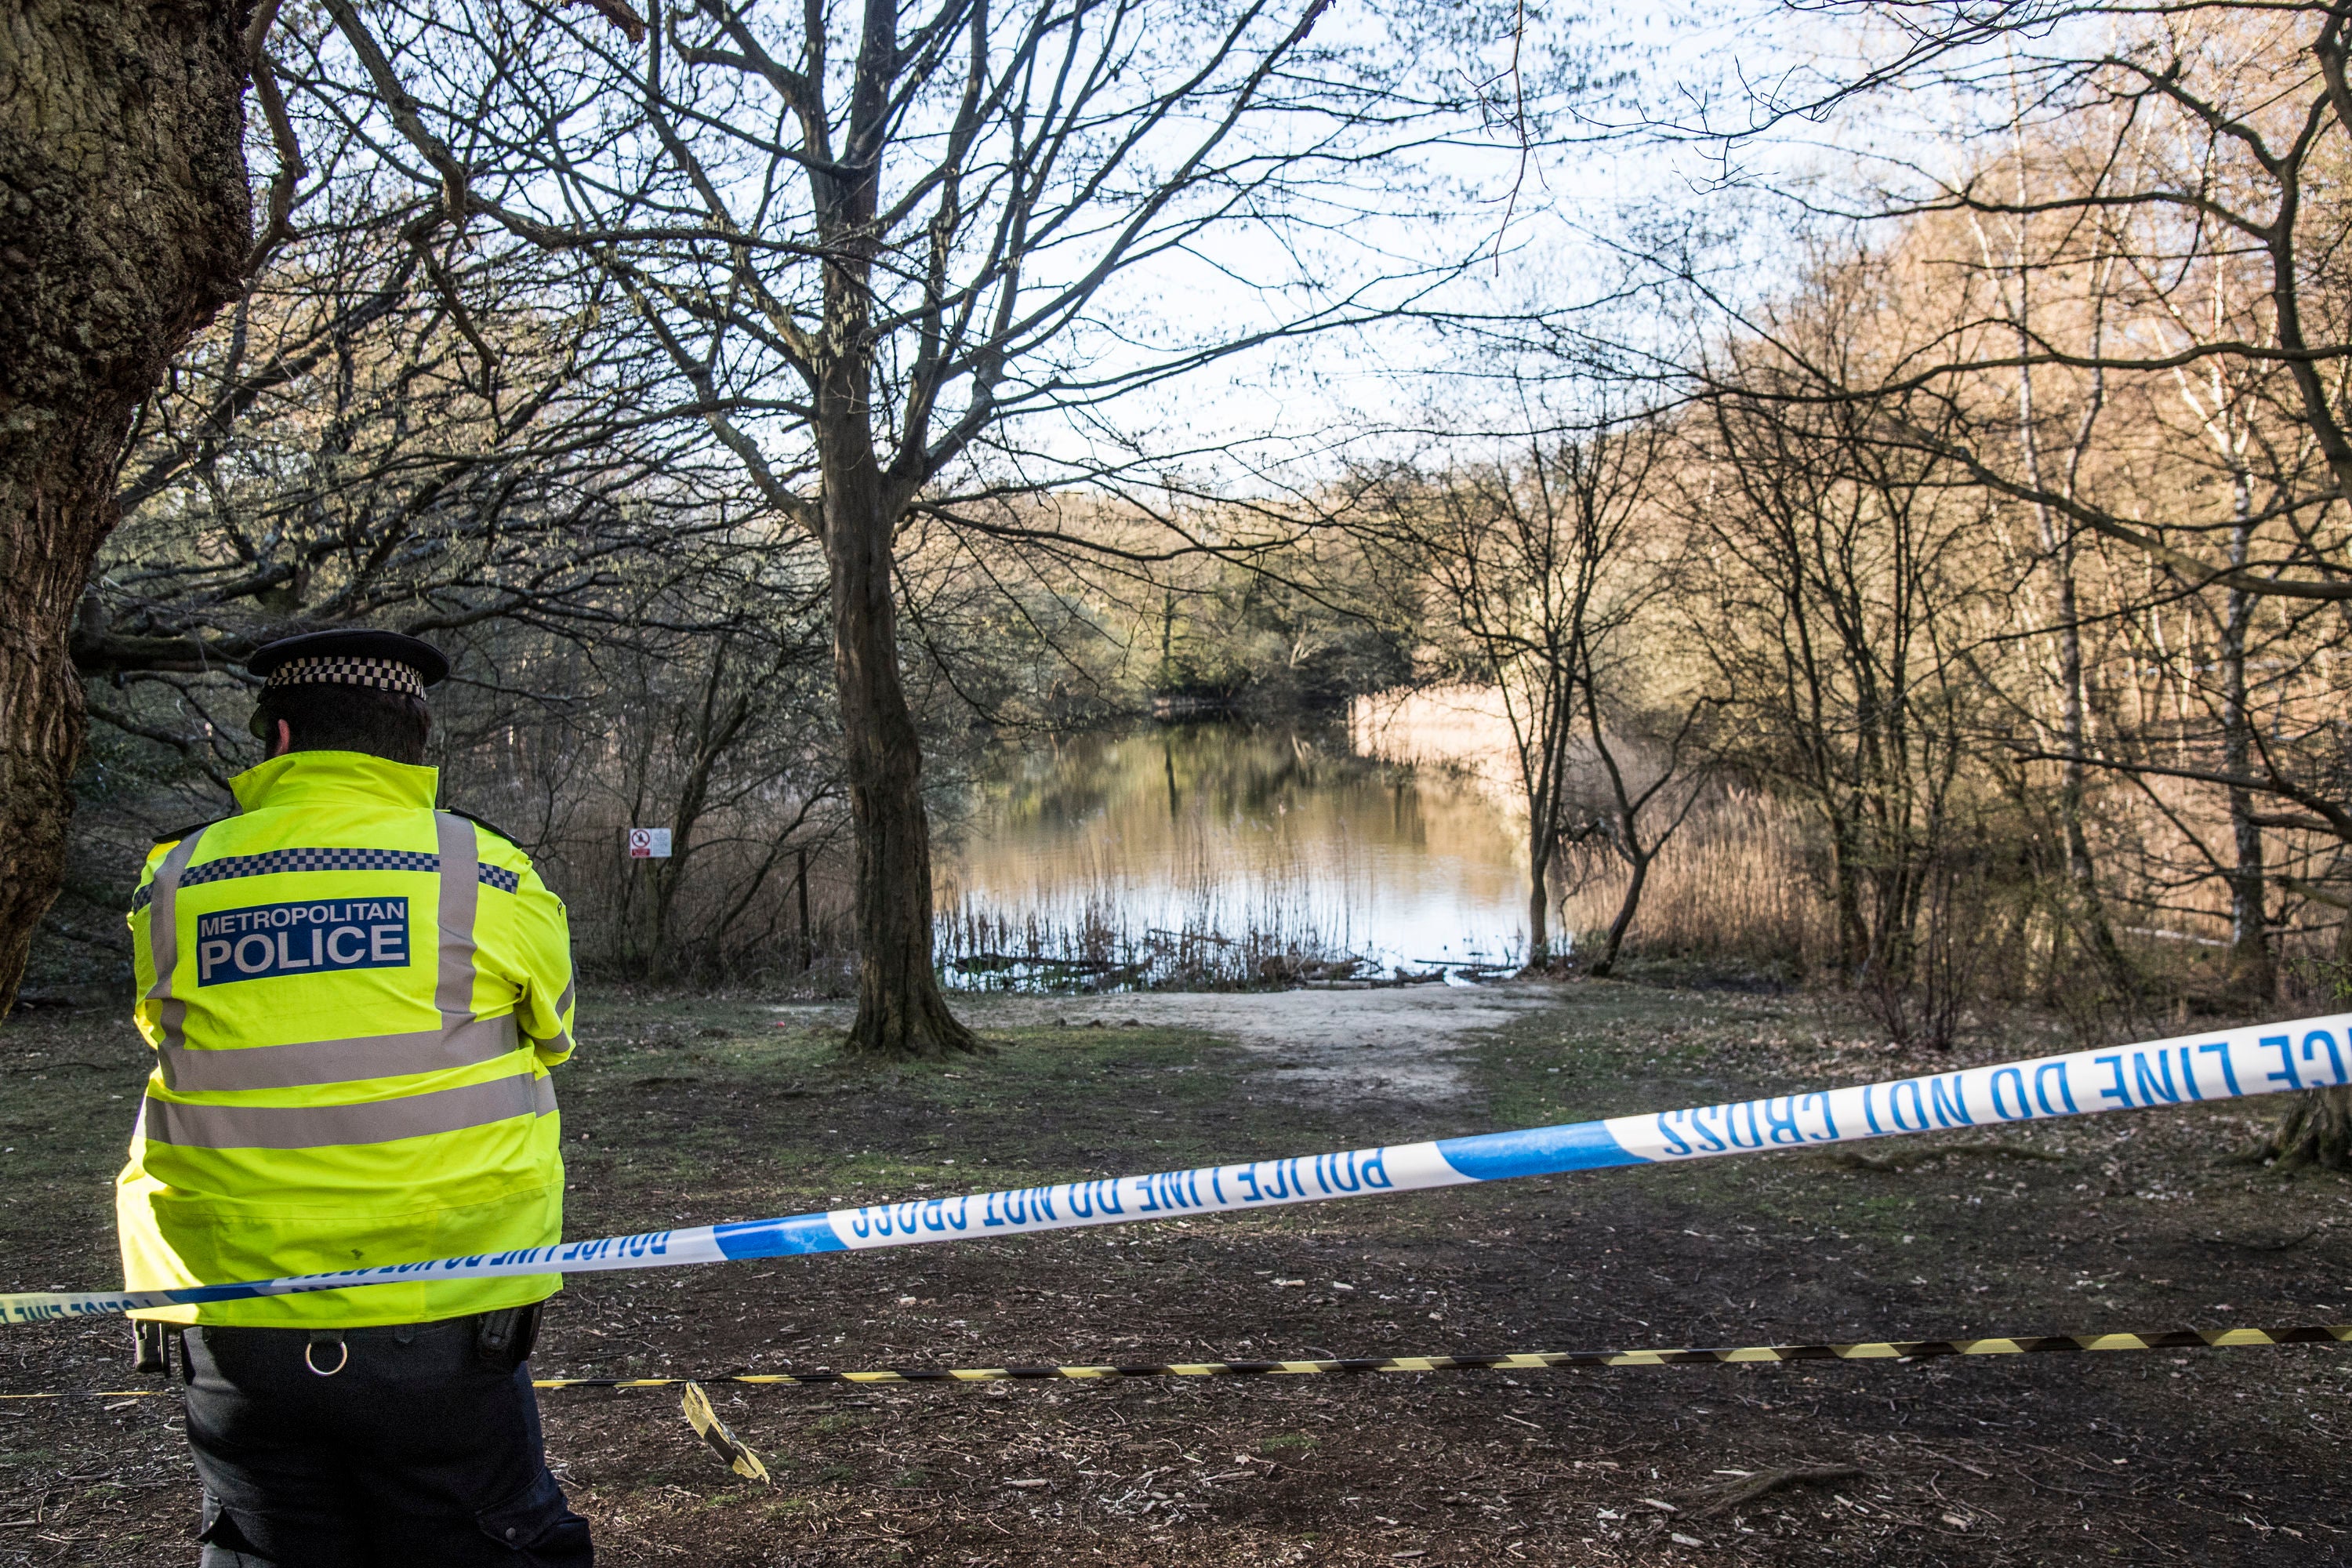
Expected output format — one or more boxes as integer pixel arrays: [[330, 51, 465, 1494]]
[[263, 656, 426, 699]]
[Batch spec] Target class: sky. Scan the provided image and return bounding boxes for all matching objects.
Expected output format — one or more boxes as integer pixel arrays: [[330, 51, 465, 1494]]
[[982, 0, 1888, 497], [306, 0, 1948, 499]]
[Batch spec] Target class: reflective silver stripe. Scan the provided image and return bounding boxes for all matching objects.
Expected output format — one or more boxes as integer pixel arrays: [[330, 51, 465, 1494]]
[[555, 978, 575, 1018], [434, 815, 479, 1029], [526, 1032, 578, 1059], [158, 1015, 521, 1093], [141, 1072, 542, 1150], [142, 829, 210, 1059], [535, 1075, 557, 1116]]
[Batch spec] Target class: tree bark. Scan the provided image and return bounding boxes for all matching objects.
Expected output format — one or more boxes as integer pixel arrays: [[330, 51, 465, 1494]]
[[2054, 556, 2132, 985], [794, 848, 812, 975], [2262, 1085, 2352, 1171], [1526, 864, 1552, 971], [2220, 514, 2274, 1004], [0, 0, 249, 1018], [783, 0, 981, 1059], [1587, 852, 1648, 978], [823, 449, 978, 1058]]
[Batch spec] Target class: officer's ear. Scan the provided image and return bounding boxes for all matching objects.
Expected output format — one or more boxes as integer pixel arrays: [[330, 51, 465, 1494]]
[[271, 720, 292, 759]]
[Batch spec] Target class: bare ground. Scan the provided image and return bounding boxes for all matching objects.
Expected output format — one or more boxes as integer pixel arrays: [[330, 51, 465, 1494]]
[[812, 982, 1557, 1098], [0, 978, 2347, 1565]]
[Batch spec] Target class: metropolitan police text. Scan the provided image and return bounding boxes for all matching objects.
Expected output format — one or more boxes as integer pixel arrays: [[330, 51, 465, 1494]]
[[194, 899, 411, 985]]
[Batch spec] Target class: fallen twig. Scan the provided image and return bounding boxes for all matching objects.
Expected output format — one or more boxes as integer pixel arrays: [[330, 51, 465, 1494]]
[[1690, 1464, 1866, 1519], [2198, 1226, 2320, 1253], [1824, 1141, 2062, 1174], [1824, 1150, 1903, 1173], [1941, 1142, 2066, 1163]]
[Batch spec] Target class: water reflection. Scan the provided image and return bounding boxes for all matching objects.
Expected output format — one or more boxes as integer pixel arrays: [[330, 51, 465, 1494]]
[[935, 724, 1527, 989]]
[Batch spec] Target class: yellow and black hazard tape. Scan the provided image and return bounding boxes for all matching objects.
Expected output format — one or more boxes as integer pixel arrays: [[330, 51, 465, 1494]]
[[678, 1381, 769, 1483], [524, 1322, 2352, 1388], [7, 1323, 2343, 1403]]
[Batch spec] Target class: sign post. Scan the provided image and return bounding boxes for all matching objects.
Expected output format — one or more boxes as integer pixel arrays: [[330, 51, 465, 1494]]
[[627, 827, 673, 860]]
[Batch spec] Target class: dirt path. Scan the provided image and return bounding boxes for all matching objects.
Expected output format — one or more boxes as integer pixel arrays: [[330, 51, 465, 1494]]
[[950, 983, 1556, 1098]]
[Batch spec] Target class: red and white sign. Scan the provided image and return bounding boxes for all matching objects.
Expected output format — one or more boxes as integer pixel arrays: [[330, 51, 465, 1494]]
[[627, 827, 673, 859]]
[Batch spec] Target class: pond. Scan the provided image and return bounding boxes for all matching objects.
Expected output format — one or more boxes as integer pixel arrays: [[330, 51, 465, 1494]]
[[933, 722, 1530, 989]]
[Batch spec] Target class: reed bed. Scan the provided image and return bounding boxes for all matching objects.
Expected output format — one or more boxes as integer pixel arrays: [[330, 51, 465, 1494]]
[[934, 898, 1382, 991], [1552, 786, 1825, 972], [933, 830, 1406, 991]]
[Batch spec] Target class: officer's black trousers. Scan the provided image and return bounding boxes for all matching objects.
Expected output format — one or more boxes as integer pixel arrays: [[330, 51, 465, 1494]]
[[177, 1312, 593, 1566]]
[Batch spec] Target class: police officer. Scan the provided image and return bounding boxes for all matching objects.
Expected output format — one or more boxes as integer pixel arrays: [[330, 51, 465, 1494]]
[[118, 630, 593, 1565]]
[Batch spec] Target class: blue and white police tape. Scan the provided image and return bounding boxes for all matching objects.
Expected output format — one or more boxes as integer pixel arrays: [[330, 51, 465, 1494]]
[[7, 1011, 2347, 1324]]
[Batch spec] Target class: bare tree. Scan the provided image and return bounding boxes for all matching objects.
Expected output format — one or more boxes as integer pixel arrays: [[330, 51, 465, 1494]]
[[602, 627, 841, 979], [1960, 166, 2140, 996], [16, 143, 863, 999], [1716, 0, 2352, 1149], [79, 183, 760, 695], [1675, 252, 1998, 1020], [1363, 413, 1699, 972], [1568, 550, 1715, 978], [295, 0, 1508, 1054]]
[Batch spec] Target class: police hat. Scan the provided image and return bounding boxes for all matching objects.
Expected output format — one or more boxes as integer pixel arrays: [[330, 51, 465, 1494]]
[[246, 630, 451, 696]]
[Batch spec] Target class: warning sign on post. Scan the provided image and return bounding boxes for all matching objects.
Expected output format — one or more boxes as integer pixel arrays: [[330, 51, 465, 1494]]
[[627, 827, 673, 859]]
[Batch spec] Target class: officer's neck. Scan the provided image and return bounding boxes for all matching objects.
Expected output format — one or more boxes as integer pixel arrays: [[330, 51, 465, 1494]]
[[230, 750, 439, 813]]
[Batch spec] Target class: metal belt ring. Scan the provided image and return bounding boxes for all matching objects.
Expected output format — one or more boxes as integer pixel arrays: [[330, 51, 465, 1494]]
[[303, 1337, 349, 1377]]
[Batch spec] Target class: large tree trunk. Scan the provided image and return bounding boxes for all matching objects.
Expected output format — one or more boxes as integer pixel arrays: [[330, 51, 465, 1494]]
[[0, 1, 249, 1019], [823, 454, 978, 1059], [805, 5, 977, 1060]]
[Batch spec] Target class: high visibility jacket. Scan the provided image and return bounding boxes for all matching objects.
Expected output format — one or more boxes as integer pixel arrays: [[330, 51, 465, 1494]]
[[117, 750, 575, 1328]]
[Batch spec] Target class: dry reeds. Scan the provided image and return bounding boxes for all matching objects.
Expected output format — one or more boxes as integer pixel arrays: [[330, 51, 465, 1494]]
[[1551, 786, 1824, 972]]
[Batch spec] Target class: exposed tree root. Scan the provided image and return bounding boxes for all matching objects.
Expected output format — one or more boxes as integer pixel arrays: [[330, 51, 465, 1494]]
[[2233, 1085, 2352, 1172]]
